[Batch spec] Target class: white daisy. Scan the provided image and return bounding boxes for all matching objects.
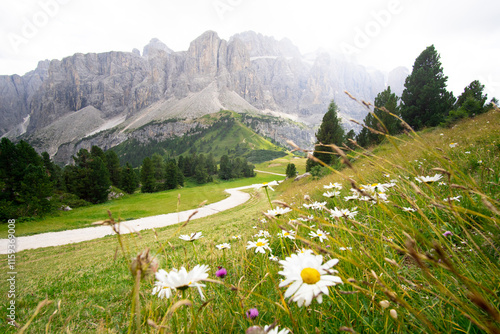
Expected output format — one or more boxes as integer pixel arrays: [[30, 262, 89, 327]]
[[323, 182, 343, 190], [449, 142, 458, 148], [246, 238, 271, 254], [444, 195, 461, 202], [163, 264, 210, 300], [323, 191, 341, 198], [264, 325, 290, 334], [269, 254, 279, 262], [252, 180, 279, 191], [297, 215, 314, 222], [278, 252, 343, 306], [415, 174, 443, 183], [330, 207, 358, 219], [278, 229, 296, 240], [232, 235, 241, 240], [254, 229, 271, 238], [296, 248, 314, 256], [215, 243, 231, 250], [303, 201, 327, 210], [179, 232, 203, 242], [152, 269, 175, 299], [309, 229, 329, 242], [402, 207, 417, 212], [265, 207, 292, 217]]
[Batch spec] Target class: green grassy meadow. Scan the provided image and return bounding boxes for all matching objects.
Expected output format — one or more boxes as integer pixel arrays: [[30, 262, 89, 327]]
[[1, 109, 499, 333], [0, 173, 282, 238]]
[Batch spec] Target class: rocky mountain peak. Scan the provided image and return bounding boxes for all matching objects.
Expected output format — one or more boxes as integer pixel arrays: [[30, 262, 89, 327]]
[[229, 31, 300, 58], [142, 38, 173, 58]]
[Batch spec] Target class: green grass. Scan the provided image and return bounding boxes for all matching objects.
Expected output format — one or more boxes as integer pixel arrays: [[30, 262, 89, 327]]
[[1, 109, 499, 333], [255, 155, 308, 175], [0, 173, 282, 238]]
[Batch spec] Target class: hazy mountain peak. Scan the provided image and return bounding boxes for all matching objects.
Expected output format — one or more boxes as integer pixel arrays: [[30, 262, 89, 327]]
[[142, 38, 173, 57]]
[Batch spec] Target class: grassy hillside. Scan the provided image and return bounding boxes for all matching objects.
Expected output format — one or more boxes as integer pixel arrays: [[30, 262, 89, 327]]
[[114, 110, 287, 167], [1, 108, 499, 333]]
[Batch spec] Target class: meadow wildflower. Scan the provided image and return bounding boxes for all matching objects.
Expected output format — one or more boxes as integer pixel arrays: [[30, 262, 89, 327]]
[[151, 269, 175, 299], [278, 252, 342, 306], [179, 232, 203, 242], [296, 248, 314, 256], [269, 254, 279, 261], [264, 325, 290, 334], [278, 229, 296, 240], [247, 238, 271, 253], [215, 267, 227, 278], [330, 207, 358, 219], [252, 180, 279, 191], [323, 190, 341, 198], [164, 264, 210, 300], [323, 182, 342, 190], [303, 201, 327, 210], [216, 243, 231, 250], [402, 207, 417, 212], [246, 308, 259, 319], [309, 229, 330, 242], [254, 230, 271, 238], [443, 231, 453, 237], [444, 195, 461, 202], [449, 142, 458, 148], [415, 174, 443, 183], [265, 207, 292, 217]]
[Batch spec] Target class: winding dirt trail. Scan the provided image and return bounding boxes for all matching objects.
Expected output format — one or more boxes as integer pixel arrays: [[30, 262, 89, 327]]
[[0, 185, 255, 254]]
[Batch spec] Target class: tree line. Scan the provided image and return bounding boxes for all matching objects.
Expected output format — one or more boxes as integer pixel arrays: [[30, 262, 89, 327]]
[[0, 140, 255, 221], [307, 44, 496, 171]]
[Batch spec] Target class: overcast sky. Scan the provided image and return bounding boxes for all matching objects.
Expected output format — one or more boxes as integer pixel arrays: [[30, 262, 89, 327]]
[[0, 0, 499, 98]]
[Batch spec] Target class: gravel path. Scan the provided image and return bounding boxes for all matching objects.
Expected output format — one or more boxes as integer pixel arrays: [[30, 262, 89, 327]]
[[0, 185, 255, 254]]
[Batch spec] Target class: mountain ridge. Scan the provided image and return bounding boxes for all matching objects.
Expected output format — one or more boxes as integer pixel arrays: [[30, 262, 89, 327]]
[[0, 30, 408, 163]]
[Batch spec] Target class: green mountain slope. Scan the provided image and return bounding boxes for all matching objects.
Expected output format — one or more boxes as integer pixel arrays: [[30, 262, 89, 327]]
[[113, 110, 287, 167]]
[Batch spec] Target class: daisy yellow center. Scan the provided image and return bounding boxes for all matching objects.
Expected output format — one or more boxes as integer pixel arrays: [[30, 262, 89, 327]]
[[317, 233, 323, 237], [256, 241, 265, 247], [301, 267, 321, 284]]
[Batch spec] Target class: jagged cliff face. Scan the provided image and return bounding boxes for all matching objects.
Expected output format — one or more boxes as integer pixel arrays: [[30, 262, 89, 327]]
[[0, 30, 406, 162]]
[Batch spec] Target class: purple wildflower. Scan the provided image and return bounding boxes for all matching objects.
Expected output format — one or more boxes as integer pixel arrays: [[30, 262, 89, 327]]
[[246, 308, 259, 320], [216, 267, 227, 278], [443, 231, 453, 237]]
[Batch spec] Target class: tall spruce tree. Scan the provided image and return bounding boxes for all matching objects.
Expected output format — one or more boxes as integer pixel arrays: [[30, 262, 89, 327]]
[[121, 163, 138, 194], [401, 45, 455, 130], [357, 86, 401, 147], [105, 150, 122, 188], [306, 100, 345, 171], [218, 155, 232, 180], [140, 157, 156, 193]]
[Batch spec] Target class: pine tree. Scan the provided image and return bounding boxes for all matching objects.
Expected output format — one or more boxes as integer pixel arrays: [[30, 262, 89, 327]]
[[455, 80, 488, 115], [164, 160, 179, 190], [307, 100, 345, 171], [105, 150, 122, 188], [218, 155, 232, 180], [401, 45, 455, 130], [140, 157, 156, 193], [87, 156, 111, 203], [357, 86, 401, 147], [286, 163, 297, 178], [121, 163, 138, 194], [151, 153, 165, 181]]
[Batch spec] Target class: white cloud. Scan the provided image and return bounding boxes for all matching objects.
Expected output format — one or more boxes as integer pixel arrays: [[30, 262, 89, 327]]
[[0, 0, 498, 97]]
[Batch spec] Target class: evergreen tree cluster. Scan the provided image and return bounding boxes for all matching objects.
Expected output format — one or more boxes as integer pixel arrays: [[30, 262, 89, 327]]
[[0, 138, 56, 219], [307, 45, 496, 170], [218, 155, 256, 180]]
